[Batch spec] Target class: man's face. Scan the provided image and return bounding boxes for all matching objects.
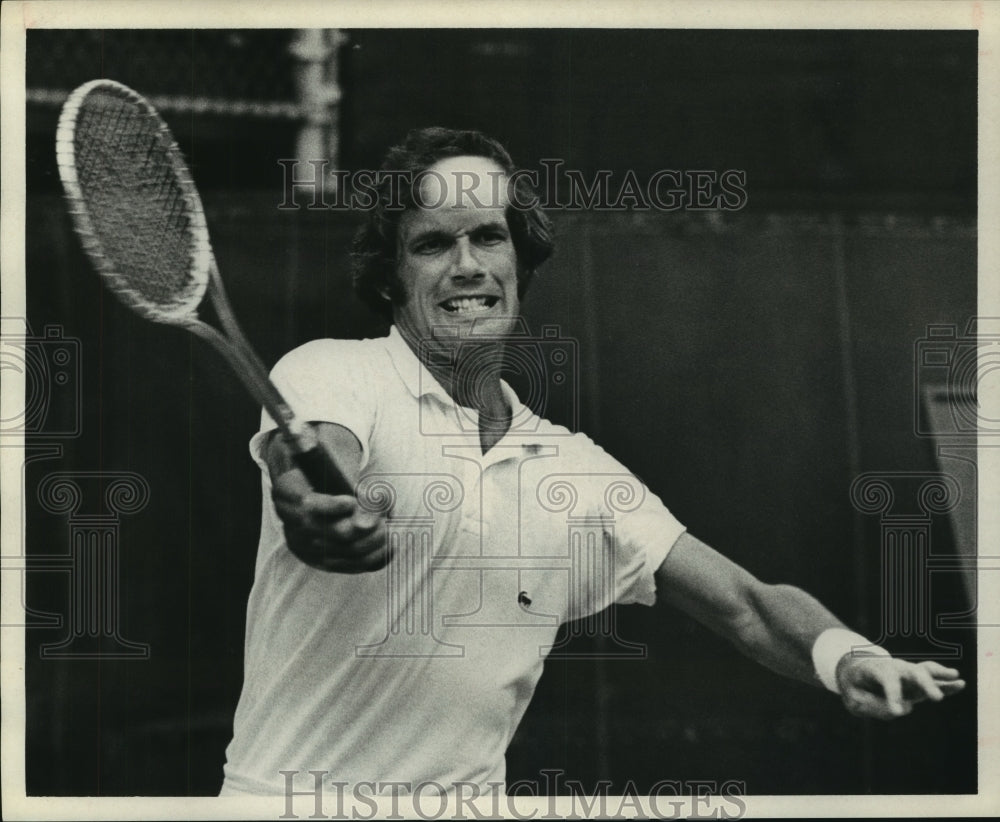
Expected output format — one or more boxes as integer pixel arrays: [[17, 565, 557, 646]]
[[392, 155, 520, 351]]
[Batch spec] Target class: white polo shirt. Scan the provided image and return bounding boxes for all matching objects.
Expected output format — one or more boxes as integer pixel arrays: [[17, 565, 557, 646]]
[[221, 327, 685, 795]]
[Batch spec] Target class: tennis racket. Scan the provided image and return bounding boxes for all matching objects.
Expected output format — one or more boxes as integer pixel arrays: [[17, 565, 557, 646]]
[[55, 78, 353, 496]]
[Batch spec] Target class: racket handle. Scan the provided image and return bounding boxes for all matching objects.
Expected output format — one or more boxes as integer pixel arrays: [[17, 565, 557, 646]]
[[292, 445, 354, 496]]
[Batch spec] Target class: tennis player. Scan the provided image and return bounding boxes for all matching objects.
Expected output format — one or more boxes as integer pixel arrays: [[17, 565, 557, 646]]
[[220, 128, 965, 797]]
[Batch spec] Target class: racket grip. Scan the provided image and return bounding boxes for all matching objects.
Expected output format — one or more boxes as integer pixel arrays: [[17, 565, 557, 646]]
[[292, 445, 354, 496]]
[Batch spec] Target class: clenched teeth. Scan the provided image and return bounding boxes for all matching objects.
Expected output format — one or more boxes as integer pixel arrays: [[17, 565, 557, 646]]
[[440, 296, 498, 313]]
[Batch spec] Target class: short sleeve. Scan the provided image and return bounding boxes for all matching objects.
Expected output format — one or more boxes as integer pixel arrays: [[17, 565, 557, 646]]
[[561, 434, 686, 621], [248, 338, 379, 473], [608, 485, 686, 607]]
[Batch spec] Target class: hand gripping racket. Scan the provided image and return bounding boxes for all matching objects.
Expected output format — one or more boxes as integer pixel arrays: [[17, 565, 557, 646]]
[[55, 78, 353, 496]]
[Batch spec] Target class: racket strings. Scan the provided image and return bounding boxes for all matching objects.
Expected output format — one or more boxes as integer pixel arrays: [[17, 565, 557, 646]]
[[72, 89, 203, 312]]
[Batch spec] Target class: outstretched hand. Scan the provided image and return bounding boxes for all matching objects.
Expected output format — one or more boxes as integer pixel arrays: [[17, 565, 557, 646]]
[[836, 656, 965, 720], [271, 465, 390, 574]]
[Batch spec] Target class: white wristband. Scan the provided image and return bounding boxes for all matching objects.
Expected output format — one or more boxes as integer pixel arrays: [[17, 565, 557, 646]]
[[811, 628, 890, 693]]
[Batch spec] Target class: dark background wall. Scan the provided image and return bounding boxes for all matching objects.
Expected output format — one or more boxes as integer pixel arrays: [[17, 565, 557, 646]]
[[20, 29, 976, 796]]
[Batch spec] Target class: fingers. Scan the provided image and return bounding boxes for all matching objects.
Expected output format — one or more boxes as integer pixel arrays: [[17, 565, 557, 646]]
[[286, 517, 390, 572], [904, 663, 946, 702], [272, 470, 365, 527], [907, 661, 966, 699], [839, 657, 968, 720], [842, 657, 908, 719], [327, 509, 383, 543], [842, 683, 911, 720], [875, 665, 907, 716], [271, 465, 314, 500], [273, 471, 354, 511], [275, 493, 356, 528], [288, 539, 390, 574], [270, 468, 389, 573], [921, 661, 963, 682], [288, 512, 388, 571]]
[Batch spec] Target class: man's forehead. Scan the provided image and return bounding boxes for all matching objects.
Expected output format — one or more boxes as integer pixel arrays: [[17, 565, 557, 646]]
[[400, 201, 508, 240], [415, 155, 510, 211]]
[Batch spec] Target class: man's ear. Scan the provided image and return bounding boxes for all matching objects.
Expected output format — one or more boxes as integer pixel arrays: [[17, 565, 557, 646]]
[[379, 277, 401, 302]]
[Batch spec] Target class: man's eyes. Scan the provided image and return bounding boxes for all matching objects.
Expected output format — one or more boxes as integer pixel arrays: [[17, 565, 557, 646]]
[[476, 230, 509, 245], [413, 237, 448, 254], [411, 230, 510, 254]]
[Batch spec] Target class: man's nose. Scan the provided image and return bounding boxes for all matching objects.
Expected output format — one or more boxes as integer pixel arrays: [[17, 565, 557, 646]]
[[453, 237, 485, 279]]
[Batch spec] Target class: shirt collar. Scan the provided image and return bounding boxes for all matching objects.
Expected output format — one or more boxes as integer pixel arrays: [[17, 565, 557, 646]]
[[384, 325, 452, 404], [384, 325, 537, 434]]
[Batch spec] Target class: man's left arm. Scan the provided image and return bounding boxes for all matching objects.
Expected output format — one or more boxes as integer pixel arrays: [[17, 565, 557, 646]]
[[655, 532, 965, 719]]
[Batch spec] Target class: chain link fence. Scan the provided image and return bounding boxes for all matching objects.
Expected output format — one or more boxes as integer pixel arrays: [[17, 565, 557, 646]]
[[29, 30, 300, 112]]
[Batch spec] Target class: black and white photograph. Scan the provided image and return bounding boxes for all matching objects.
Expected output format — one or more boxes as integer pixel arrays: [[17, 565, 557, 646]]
[[2, 1, 998, 819]]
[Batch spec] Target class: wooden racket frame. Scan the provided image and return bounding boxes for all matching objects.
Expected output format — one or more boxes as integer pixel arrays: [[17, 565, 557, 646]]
[[56, 78, 352, 495]]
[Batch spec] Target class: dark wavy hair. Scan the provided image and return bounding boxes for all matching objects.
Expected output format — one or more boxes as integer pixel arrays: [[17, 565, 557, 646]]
[[351, 127, 554, 319]]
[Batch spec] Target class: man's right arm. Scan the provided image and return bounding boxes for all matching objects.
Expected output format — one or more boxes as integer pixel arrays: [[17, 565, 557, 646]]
[[265, 422, 389, 573]]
